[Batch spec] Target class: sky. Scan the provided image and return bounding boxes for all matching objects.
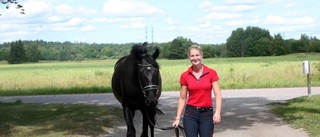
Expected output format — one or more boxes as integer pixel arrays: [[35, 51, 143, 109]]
[[0, 0, 319, 44]]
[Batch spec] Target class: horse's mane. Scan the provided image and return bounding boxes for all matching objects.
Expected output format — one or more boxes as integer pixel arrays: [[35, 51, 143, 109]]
[[129, 42, 160, 68], [130, 42, 148, 59]]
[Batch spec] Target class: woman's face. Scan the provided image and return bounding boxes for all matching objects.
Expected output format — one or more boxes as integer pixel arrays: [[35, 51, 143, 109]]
[[189, 48, 202, 66]]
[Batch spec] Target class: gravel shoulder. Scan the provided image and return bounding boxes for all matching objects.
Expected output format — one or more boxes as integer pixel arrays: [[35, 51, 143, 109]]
[[1, 87, 320, 137]]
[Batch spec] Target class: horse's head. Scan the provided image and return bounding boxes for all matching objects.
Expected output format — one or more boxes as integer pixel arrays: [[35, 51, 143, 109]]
[[132, 42, 161, 107]]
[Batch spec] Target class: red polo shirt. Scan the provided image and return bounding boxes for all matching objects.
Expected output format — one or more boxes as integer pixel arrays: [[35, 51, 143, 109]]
[[180, 64, 219, 107]]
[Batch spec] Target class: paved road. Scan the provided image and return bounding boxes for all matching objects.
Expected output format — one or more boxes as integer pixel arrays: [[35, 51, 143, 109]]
[[1, 87, 319, 137]]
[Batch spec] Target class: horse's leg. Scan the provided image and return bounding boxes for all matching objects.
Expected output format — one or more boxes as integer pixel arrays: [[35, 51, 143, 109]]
[[141, 109, 149, 137], [149, 110, 156, 137], [123, 106, 136, 137], [141, 108, 156, 137]]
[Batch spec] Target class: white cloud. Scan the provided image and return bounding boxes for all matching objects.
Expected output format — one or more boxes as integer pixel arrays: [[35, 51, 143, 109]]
[[199, 21, 211, 28], [103, 0, 163, 17], [64, 17, 85, 26], [0, 30, 33, 37], [198, 1, 257, 12], [225, 0, 266, 5], [21, 0, 53, 18], [205, 12, 242, 20], [285, 3, 296, 8], [264, 15, 314, 25], [164, 26, 177, 31], [91, 17, 145, 23], [284, 11, 307, 17], [47, 16, 65, 22], [198, 1, 213, 12], [54, 4, 74, 15], [165, 18, 180, 25], [54, 3, 97, 17], [186, 26, 200, 32], [225, 19, 260, 26], [80, 25, 96, 31], [120, 22, 145, 29], [0, 24, 14, 32]]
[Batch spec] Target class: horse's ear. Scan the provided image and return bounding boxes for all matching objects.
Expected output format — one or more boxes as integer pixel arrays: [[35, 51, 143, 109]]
[[142, 42, 148, 53], [152, 48, 159, 59]]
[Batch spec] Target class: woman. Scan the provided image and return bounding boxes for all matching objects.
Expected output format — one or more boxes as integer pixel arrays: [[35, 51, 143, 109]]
[[172, 45, 222, 137]]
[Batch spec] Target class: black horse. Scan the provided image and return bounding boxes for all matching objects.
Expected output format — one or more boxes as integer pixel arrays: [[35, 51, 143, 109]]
[[111, 42, 162, 137]]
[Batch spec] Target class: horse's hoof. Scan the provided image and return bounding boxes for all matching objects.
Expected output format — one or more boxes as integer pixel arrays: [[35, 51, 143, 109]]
[[127, 133, 136, 137]]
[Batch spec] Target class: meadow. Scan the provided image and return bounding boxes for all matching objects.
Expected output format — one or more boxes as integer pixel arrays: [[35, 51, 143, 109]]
[[1, 54, 320, 137], [0, 54, 319, 96]]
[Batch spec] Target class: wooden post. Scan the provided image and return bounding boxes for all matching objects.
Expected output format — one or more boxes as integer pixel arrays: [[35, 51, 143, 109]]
[[303, 60, 311, 97], [307, 73, 311, 97]]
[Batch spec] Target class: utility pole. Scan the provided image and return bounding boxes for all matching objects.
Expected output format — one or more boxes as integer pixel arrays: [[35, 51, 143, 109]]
[[151, 27, 154, 44], [145, 27, 148, 42]]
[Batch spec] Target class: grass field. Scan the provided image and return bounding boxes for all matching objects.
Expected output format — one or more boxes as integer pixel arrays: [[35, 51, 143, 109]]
[[0, 100, 122, 137], [0, 54, 320, 137], [0, 54, 319, 95], [271, 94, 320, 137]]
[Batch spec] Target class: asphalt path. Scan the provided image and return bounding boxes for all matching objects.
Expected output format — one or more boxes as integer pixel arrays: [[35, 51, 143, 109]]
[[1, 87, 320, 137]]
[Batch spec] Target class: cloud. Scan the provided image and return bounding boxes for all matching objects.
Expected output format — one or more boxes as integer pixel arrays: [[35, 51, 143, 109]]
[[285, 3, 296, 8], [205, 12, 242, 20], [198, 1, 213, 11], [264, 15, 314, 25], [198, 1, 258, 12], [165, 18, 180, 25], [103, 0, 163, 17], [225, 19, 260, 26], [80, 25, 96, 31], [54, 3, 97, 16], [91, 17, 145, 23], [225, 0, 267, 5], [63, 17, 85, 27], [120, 22, 145, 29], [199, 21, 211, 28]]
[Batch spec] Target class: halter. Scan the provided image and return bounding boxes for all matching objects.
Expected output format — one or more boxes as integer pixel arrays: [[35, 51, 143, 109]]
[[138, 63, 159, 97]]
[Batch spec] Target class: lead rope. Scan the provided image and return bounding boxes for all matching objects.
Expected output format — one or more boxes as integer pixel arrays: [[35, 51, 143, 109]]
[[144, 104, 185, 137]]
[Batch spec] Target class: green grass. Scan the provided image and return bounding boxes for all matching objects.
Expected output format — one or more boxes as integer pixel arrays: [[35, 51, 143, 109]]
[[0, 54, 319, 96], [0, 100, 122, 137], [0, 86, 111, 96], [271, 95, 320, 137], [0, 54, 319, 136]]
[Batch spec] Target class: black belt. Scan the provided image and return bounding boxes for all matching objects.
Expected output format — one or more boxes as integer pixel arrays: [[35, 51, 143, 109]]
[[187, 105, 213, 112]]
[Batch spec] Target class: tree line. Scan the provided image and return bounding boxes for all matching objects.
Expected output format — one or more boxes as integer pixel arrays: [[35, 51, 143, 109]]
[[0, 26, 319, 64]]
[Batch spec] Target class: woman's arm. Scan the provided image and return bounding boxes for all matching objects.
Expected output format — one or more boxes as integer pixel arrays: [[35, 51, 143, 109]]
[[212, 81, 222, 124], [172, 85, 187, 127]]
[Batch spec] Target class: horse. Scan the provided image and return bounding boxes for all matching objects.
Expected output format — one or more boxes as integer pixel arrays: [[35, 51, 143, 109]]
[[111, 42, 162, 137]]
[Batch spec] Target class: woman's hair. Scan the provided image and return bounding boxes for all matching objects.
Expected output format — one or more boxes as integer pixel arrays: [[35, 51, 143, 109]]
[[188, 44, 203, 56]]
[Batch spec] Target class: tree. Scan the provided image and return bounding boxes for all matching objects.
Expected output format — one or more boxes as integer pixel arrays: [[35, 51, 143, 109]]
[[226, 28, 245, 57], [201, 45, 216, 58], [25, 43, 41, 62], [8, 40, 27, 64], [270, 34, 287, 56], [309, 38, 320, 52], [1, 0, 25, 15], [252, 38, 272, 56], [226, 26, 272, 57], [166, 37, 194, 59]]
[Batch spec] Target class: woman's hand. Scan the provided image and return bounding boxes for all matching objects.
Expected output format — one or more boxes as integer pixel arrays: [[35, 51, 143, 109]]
[[172, 119, 180, 128], [213, 112, 221, 124]]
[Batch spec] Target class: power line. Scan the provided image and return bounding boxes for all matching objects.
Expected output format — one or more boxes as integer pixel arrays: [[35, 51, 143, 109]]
[[151, 27, 154, 44], [145, 27, 148, 42], [145, 27, 154, 43]]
